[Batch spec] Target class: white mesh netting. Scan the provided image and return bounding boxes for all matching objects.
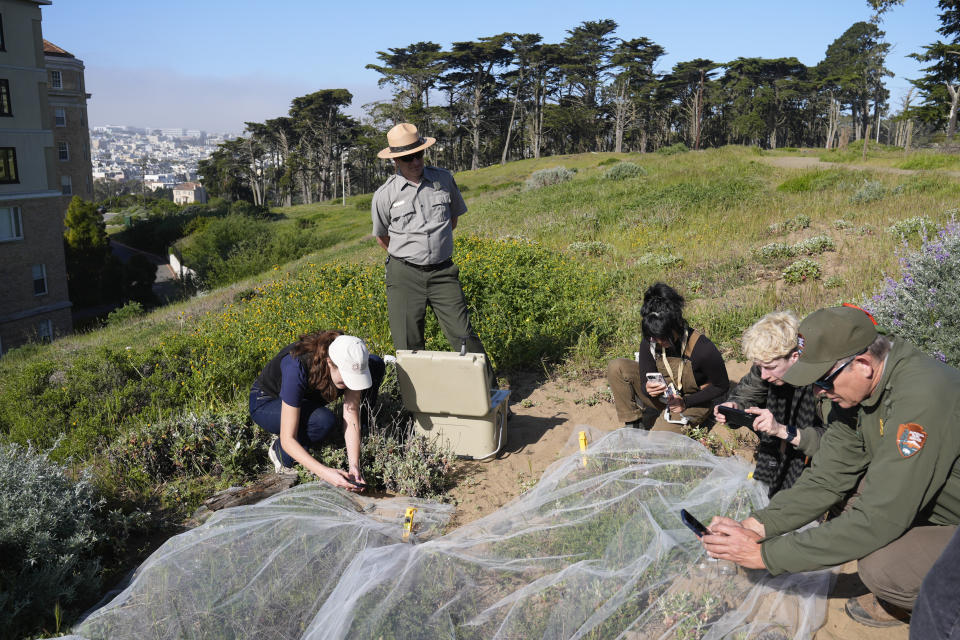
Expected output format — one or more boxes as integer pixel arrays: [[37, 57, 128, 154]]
[[63, 428, 834, 639]]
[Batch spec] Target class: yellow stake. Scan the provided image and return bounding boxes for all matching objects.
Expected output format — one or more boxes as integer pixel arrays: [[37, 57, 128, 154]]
[[402, 507, 417, 541], [579, 430, 588, 468]]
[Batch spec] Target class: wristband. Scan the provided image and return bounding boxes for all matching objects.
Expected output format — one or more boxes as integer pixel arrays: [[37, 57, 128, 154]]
[[784, 423, 798, 442]]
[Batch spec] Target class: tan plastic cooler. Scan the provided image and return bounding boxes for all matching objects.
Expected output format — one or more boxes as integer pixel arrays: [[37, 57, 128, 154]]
[[395, 350, 510, 459]]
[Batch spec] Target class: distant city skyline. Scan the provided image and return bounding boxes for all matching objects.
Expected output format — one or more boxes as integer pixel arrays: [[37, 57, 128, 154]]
[[41, 0, 943, 134]]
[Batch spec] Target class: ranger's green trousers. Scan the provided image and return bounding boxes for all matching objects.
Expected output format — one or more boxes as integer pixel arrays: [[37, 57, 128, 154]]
[[385, 257, 488, 360]]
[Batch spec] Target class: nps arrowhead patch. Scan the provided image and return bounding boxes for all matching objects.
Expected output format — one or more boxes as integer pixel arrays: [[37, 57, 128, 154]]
[[896, 423, 927, 458]]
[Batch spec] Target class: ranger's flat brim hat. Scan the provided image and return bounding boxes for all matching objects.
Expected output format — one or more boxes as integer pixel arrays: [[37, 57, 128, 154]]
[[782, 305, 878, 386], [377, 123, 436, 159]]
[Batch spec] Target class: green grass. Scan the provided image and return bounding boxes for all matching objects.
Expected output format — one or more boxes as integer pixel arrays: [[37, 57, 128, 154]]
[[896, 152, 960, 171]]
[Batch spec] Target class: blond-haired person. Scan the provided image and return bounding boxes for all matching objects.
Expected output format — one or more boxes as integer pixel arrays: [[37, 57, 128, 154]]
[[714, 311, 826, 497]]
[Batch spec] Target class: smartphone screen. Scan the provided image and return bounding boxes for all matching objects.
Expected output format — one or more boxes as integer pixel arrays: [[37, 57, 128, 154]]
[[680, 509, 709, 538]]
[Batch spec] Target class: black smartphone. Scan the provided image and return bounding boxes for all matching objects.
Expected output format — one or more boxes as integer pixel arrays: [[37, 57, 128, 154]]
[[717, 405, 757, 429], [347, 479, 368, 489], [680, 509, 709, 538]]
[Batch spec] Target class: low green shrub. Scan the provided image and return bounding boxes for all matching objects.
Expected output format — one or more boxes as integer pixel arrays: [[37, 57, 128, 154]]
[[356, 425, 457, 499], [754, 242, 796, 261], [524, 167, 576, 190], [850, 180, 887, 204], [567, 241, 611, 256], [0, 443, 115, 638], [104, 408, 269, 492], [795, 235, 835, 255], [228, 200, 271, 219], [887, 216, 934, 240], [0, 237, 609, 462], [866, 220, 960, 366], [597, 157, 619, 166], [782, 258, 821, 284], [824, 275, 844, 288], [176, 215, 348, 288], [768, 213, 811, 234], [602, 162, 647, 181], [657, 142, 688, 155], [106, 301, 145, 326], [635, 252, 683, 268]]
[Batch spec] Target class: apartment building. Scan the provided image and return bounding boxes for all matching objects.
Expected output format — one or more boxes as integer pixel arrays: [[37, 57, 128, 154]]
[[0, 0, 71, 353], [45, 38, 93, 200]]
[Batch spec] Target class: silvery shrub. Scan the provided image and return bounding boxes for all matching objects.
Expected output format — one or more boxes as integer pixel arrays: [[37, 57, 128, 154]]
[[866, 220, 960, 365]]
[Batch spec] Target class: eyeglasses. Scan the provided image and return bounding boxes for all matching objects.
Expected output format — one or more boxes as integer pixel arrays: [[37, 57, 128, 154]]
[[813, 352, 862, 391], [396, 150, 424, 163]]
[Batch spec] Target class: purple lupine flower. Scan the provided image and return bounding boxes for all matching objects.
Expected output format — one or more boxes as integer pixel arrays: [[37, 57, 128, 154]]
[[935, 321, 942, 328], [935, 351, 947, 363]]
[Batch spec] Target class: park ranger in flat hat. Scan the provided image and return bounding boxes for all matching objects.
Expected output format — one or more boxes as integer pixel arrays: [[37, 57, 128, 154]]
[[371, 124, 490, 375], [701, 305, 960, 628]]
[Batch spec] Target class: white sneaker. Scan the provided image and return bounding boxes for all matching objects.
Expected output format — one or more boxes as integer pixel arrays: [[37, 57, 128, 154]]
[[268, 438, 295, 474]]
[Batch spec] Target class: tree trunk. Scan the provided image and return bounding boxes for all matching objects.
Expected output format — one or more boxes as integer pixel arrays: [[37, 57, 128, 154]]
[[501, 79, 522, 165], [825, 98, 840, 150], [861, 123, 871, 162], [946, 83, 959, 140]]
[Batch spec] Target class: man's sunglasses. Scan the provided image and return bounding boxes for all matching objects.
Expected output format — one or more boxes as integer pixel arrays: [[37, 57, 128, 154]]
[[397, 150, 424, 163], [813, 351, 864, 391]]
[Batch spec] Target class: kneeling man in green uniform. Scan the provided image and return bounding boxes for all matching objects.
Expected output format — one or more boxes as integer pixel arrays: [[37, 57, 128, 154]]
[[701, 305, 960, 628]]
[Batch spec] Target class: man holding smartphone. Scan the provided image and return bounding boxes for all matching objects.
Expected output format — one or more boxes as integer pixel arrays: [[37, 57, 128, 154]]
[[701, 306, 960, 628]]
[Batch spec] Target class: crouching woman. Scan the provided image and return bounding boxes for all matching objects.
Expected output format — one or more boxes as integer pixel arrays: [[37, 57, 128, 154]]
[[249, 330, 384, 492]]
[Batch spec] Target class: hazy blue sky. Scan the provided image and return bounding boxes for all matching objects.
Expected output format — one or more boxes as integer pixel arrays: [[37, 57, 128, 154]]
[[40, 0, 942, 134]]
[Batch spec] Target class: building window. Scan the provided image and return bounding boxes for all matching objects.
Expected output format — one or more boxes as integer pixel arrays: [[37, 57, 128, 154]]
[[36, 320, 53, 342], [50, 70, 62, 89], [0, 147, 17, 183], [0, 206, 22, 242], [0, 79, 11, 116], [58, 141, 69, 161], [55, 107, 65, 126], [32, 264, 47, 296], [0, 15, 5, 52], [61, 175, 72, 195]]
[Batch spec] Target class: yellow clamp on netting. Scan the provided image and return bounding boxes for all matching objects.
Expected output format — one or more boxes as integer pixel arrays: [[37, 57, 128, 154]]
[[402, 507, 417, 541], [747, 471, 754, 480], [579, 430, 589, 468]]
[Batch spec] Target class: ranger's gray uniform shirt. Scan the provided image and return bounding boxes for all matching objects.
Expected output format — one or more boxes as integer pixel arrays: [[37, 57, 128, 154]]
[[371, 166, 467, 266]]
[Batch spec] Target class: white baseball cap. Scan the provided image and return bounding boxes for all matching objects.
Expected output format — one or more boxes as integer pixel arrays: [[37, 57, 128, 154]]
[[328, 335, 373, 390]]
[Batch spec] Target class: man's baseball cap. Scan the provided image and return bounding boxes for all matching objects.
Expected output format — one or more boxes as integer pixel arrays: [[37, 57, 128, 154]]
[[328, 335, 373, 390], [782, 305, 878, 386]]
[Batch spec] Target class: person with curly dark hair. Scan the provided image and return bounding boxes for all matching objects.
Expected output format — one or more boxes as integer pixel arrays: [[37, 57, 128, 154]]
[[249, 330, 384, 491], [606, 282, 729, 433]]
